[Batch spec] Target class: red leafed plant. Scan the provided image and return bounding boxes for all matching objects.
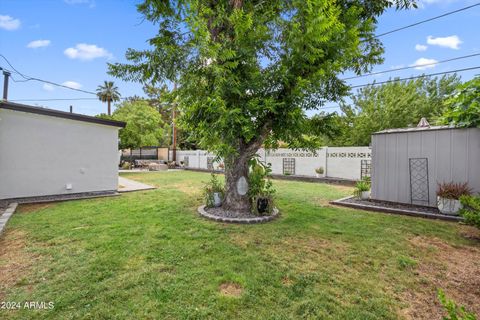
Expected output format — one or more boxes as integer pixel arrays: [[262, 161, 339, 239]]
[[437, 182, 472, 200]]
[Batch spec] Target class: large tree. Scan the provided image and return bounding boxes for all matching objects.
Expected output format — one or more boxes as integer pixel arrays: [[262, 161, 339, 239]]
[[440, 75, 480, 128], [112, 100, 167, 149], [96, 81, 121, 116], [334, 74, 460, 146], [109, 0, 415, 213]]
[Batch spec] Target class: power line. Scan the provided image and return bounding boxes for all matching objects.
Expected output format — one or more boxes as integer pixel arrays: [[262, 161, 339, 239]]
[[342, 52, 480, 80], [375, 2, 480, 38], [11, 66, 480, 104], [0, 54, 97, 95], [349, 65, 480, 89], [9, 98, 99, 102]]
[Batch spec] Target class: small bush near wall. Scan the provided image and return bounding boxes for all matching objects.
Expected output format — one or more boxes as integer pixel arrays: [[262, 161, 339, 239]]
[[460, 195, 480, 229]]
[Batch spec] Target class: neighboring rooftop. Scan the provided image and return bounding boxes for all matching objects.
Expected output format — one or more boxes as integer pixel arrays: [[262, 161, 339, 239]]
[[0, 101, 126, 128]]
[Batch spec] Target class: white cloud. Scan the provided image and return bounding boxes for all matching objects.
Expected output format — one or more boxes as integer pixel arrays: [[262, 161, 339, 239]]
[[62, 81, 82, 89], [43, 83, 55, 91], [64, 43, 112, 61], [0, 15, 20, 31], [390, 64, 405, 69], [411, 58, 438, 70], [427, 35, 462, 49], [415, 44, 428, 52], [27, 39, 51, 49]]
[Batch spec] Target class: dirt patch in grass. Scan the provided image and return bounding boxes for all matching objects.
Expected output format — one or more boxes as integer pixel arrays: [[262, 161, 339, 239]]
[[399, 236, 480, 319], [0, 230, 38, 300], [173, 182, 201, 195], [313, 197, 337, 208], [329, 184, 354, 193], [281, 276, 293, 286], [459, 225, 480, 241], [17, 203, 54, 214], [219, 282, 243, 297]]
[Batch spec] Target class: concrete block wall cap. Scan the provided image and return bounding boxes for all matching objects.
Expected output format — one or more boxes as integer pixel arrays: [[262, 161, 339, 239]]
[[197, 205, 279, 224]]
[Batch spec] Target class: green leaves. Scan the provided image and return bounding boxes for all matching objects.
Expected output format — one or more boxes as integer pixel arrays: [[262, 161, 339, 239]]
[[333, 75, 460, 146], [440, 76, 480, 128], [111, 100, 167, 149], [109, 0, 415, 157]]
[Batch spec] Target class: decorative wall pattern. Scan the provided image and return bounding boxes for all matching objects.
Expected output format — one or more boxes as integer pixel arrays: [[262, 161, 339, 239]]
[[173, 146, 371, 180]]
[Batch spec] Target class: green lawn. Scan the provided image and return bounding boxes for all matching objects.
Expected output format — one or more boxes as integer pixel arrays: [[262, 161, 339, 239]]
[[1, 171, 478, 319]]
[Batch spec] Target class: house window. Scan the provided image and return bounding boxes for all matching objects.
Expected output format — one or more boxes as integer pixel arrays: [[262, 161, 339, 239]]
[[283, 158, 295, 175]]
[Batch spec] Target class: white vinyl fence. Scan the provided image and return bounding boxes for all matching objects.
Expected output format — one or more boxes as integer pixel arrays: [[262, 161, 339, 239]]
[[171, 146, 371, 181]]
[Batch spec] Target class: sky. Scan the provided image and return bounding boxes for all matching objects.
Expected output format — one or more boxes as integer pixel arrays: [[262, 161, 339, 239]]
[[0, 0, 479, 116]]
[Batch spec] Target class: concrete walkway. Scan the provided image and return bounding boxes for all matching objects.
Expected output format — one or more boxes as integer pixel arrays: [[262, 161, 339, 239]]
[[0, 203, 18, 236], [118, 177, 156, 193]]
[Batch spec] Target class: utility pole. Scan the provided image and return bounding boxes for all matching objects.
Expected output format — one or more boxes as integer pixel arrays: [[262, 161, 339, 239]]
[[172, 82, 177, 163], [3, 70, 11, 101]]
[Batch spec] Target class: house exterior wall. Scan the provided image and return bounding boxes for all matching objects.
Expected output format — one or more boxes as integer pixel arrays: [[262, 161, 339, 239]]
[[173, 146, 371, 180], [371, 128, 480, 207], [0, 108, 120, 200]]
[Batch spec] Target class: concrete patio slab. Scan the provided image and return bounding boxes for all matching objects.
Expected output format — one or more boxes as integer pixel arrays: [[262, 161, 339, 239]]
[[118, 177, 156, 193]]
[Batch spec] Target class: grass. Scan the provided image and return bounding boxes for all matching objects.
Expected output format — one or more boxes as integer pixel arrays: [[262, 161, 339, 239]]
[[0, 170, 477, 319]]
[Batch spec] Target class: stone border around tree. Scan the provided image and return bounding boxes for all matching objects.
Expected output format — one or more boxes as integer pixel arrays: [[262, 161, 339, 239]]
[[197, 205, 279, 224]]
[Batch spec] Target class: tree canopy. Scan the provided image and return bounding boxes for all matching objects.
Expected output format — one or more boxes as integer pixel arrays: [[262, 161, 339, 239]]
[[329, 74, 460, 146], [109, 0, 415, 212], [111, 100, 167, 149], [440, 75, 480, 128], [96, 81, 121, 116]]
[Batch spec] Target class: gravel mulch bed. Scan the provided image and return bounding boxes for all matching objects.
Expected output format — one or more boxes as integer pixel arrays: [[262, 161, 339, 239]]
[[331, 196, 462, 222], [205, 207, 261, 219], [343, 197, 440, 214]]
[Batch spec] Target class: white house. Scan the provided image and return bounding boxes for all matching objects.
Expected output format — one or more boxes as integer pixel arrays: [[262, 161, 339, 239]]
[[0, 101, 125, 202]]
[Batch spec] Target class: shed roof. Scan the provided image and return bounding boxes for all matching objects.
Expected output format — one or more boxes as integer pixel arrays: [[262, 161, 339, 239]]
[[0, 101, 126, 128], [373, 125, 457, 135]]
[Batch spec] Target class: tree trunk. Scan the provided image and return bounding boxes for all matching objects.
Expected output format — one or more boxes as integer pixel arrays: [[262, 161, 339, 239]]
[[223, 154, 251, 213], [107, 100, 111, 116]]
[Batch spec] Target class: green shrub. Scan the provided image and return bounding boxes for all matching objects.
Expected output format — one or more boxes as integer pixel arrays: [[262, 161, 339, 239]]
[[248, 157, 275, 215], [315, 167, 324, 174], [438, 289, 477, 320], [121, 161, 131, 170], [202, 173, 224, 207], [459, 195, 480, 229], [354, 180, 370, 197]]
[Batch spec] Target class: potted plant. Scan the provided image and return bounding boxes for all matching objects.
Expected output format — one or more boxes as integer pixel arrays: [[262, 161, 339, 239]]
[[254, 180, 276, 215], [203, 173, 224, 207], [437, 182, 472, 215], [354, 179, 370, 200], [315, 167, 324, 178], [248, 157, 276, 215]]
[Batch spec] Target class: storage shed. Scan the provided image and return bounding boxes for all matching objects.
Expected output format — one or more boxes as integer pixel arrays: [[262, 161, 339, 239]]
[[0, 101, 126, 202], [371, 125, 480, 207]]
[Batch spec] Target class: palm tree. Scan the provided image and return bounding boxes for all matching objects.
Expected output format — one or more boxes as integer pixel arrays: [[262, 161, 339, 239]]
[[96, 81, 121, 115]]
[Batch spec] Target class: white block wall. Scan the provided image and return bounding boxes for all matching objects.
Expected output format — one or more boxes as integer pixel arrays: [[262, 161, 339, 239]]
[[172, 146, 371, 181]]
